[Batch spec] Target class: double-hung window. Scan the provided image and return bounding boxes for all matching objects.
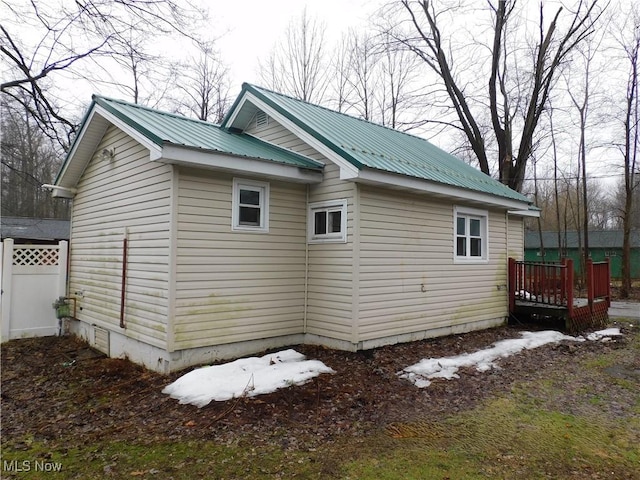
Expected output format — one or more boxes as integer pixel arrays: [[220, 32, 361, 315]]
[[308, 200, 347, 243], [232, 178, 269, 232], [454, 206, 488, 262]]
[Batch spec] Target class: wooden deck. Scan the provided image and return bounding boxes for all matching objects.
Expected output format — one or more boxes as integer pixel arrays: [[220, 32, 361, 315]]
[[508, 258, 611, 332]]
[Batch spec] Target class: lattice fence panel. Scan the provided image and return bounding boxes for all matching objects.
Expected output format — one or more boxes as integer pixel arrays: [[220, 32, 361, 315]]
[[13, 247, 60, 266]]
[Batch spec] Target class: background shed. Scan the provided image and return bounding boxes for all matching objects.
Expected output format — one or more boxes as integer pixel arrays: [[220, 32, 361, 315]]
[[524, 230, 640, 279], [0, 217, 70, 245]]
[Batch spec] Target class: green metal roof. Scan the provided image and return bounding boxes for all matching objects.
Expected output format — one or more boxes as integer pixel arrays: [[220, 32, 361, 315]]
[[525, 230, 640, 249], [92, 95, 324, 171], [226, 83, 531, 204]]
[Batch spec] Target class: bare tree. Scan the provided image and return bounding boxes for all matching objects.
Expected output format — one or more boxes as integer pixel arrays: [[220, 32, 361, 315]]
[[327, 34, 353, 113], [325, 30, 431, 133], [611, 179, 640, 230], [384, 0, 603, 192], [344, 31, 379, 121], [172, 41, 232, 123], [1, 94, 70, 218], [1, 0, 207, 150], [616, 3, 640, 298], [376, 32, 431, 131], [258, 8, 329, 103], [547, 103, 564, 257], [565, 29, 607, 281], [86, 27, 178, 108]]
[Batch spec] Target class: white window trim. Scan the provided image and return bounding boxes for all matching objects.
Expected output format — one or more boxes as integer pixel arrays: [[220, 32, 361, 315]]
[[453, 206, 489, 263], [308, 199, 347, 244], [232, 178, 269, 233]]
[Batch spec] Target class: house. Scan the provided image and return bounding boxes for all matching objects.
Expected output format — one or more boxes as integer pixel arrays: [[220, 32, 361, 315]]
[[50, 83, 537, 373], [525, 230, 640, 279], [1, 217, 70, 244]]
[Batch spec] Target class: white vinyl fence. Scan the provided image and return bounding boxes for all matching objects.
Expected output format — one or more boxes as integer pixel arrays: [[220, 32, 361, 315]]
[[1, 239, 68, 341]]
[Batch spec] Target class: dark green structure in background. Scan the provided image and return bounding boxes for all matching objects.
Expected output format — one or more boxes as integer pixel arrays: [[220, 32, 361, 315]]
[[524, 230, 640, 280]]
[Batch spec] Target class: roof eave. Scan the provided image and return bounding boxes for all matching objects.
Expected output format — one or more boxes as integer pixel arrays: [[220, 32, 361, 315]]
[[53, 102, 101, 191], [54, 102, 162, 196], [156, 144, 323, 184], [352, 167, 533, 211]]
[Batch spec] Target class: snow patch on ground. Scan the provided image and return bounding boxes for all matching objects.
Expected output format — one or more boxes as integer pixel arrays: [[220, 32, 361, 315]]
[[163, 329, 625, 405], [400, 329, 622, 388], [162, 349, 335, 407], [586, 328, 623, 341]]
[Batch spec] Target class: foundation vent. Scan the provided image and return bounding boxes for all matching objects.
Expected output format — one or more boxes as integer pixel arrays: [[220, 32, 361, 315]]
[[93, 327, 110, 356]]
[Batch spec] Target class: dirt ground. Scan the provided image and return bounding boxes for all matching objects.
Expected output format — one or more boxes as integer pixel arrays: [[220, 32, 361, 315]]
[[2, 317, 639, 455]]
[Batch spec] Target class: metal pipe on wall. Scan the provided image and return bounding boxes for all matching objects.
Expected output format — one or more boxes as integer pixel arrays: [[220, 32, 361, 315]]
[[120, 232, 128, 329]]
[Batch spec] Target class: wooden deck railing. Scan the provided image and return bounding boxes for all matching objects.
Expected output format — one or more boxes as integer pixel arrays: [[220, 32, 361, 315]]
[[509, 257, 611, 314], [508, 257, 611, 331], [508, 258, 574, 313]]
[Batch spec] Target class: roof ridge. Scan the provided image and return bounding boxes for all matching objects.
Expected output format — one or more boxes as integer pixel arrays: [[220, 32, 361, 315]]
[[244, 83, 513, 191], [245, 83, 463, 151], [92, 94, 220, 128]]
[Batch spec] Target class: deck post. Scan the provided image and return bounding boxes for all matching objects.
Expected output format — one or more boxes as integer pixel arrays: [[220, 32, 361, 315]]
[[508, 257, 516, 314], [586, 258, 594, 313], [565, 258, 574, 318], [605, 257, 611, 308]]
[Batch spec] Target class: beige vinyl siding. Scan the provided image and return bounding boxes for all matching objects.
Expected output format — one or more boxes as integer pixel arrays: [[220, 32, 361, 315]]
[[246, 116, 356, 342], [358, 186, 508, 341], [244, 114, 311, 153], [173, 169, 307, 350], [508, 215, 525, 259], [244, 113, 327, 162], [306, 162, 355, 341], [69, 125, 172, 348]]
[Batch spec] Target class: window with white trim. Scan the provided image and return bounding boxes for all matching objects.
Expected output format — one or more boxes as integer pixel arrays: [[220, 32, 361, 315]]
[[308, 200, 347, 243], [454, 206, 488, 262], [232, 178, 269, 232]]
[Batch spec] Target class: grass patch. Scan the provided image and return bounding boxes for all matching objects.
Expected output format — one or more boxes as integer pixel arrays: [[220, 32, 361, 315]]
[[341, 444, 486, 480], [340, 396, 639, 479], [1, 439, 323, 479]]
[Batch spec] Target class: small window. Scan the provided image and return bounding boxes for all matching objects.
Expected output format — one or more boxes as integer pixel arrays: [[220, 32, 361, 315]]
[[232, 178, 269, 232], [454, 206, 488, 262], [308, 200, 347, 243]]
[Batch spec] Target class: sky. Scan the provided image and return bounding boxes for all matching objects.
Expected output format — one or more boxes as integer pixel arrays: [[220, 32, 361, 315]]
[[2, 0, 631, 185], [146, 0, 630, 184], [0, 0, 383, 114], [211, 0, 381, 93], [163, 328, 623, 407]]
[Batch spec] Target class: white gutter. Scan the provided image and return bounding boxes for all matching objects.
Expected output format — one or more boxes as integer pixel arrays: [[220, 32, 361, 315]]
[[507, 209, 541, 218], [42, 184, 77, 197]]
